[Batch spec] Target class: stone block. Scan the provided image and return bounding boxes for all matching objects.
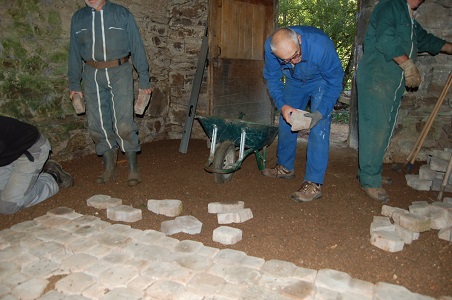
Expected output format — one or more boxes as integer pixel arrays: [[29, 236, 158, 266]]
[[217, 208, 253, 224], [147, 199, 182, 217], [430, 149, 452, 161], [374, 282, 414, 299], [438, 227, 452, 242], [394, 225, 415, 244], [408, 202, 431, 217], [418, 165, 437, 181], [212, 226, 242, 245], [87, 194, 122, 209], [444, 197, 452, 204], [160, 216, 202, 235], [431, 179, 452, 192], [405, 174, 432, 191], [315, 269, 351, 293], [106, 205, 142, 223], [399, 213, 431, 232], [11, 277, 49, 300], [370, 231, 404, 252], [429, 157, 448, 172], [288, 109, 311, 131], [208, 201, 245, 213], [370, 216, 395, 234], [381, 206, 409, 223], [430, 209, 450, 230]]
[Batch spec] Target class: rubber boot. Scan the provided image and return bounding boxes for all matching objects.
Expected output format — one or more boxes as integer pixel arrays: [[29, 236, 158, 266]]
[[126, 151, 141, 187], [95, 148, 118, 184]]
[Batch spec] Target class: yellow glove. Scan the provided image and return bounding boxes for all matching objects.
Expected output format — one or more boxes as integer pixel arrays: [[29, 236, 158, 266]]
[[399, 58, 421, 89]]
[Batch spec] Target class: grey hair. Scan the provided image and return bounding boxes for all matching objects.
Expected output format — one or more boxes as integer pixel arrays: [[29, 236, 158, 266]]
[[270, 28, 299, 52]]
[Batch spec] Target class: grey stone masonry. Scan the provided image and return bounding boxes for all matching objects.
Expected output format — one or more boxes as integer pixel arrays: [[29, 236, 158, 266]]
[[0, 208, 449, 299]]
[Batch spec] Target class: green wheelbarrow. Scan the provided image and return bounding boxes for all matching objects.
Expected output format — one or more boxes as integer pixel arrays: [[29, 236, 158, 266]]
[[197, 115, 278, 183]]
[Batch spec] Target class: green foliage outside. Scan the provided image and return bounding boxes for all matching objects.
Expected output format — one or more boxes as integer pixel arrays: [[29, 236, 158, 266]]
[[278, 0, 357, 91]]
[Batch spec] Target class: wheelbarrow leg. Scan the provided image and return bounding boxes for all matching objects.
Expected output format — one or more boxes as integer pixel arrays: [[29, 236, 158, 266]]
[[254, 146, 268, 171]]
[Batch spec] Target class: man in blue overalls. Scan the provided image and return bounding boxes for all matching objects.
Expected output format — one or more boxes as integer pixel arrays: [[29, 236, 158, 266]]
[[68, 0, 152, 186], [262, 26, 344, 203]]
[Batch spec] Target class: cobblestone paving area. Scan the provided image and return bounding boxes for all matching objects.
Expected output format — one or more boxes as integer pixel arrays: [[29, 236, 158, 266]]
[[0, 208, 448, 300]]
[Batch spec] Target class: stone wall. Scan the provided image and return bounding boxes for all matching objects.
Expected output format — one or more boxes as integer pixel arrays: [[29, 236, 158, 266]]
[[0, 0, 209, 161], [353, 0, 452, 163]]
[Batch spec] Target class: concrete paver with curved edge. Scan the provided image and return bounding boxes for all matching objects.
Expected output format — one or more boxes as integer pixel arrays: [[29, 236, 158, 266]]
[[0, 208, 448, 300]]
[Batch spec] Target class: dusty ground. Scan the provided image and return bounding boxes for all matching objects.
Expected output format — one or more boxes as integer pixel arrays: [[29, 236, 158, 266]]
[[1, 137, 451, 298]]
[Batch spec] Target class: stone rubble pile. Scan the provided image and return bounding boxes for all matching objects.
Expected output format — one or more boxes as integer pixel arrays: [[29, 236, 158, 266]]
[[406, 148, 452, 192], [370, 197, 452, 252], [87, 196, 254, 246]]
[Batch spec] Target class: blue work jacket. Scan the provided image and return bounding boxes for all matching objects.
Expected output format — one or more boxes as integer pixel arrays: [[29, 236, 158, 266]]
[[263, 26, 344, 118]]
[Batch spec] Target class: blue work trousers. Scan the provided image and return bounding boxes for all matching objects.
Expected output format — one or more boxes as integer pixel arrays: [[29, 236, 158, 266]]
[[277, 79, 332, 184], [0, 135, 58, 214], [83, 63, 140, 155]]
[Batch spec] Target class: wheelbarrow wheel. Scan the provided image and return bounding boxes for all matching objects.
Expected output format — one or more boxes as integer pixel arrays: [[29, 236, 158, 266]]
[[213, 141, 236, 183]]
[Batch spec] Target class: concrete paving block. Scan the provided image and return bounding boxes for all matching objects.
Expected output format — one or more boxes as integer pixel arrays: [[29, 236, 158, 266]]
[[394, 225, 415, 244], [82, 282, 110, 299], [292, 267, 317, 283], [314, 286, 340, 299], [208, 201, 245, 213], [281, 280, 316, 300], [161, 216, 203, 236], [405, 174, 432, 191], [213, 249, 247, 266], [47, 207, 83, 220], [289, 109, 311, 131], [438, 227, 452, 242], [217, 208, 253, 224], [399, 213, 431, 232], [418, 165, 437, 181], [429, 156, 448, 172], [101, 287, 143, 300], [186, 273, 225, 295], [147, 199, 183, 217], [22, 259, 60, 278], [145, 279, 187, 299], [240, 255, 265, 270], [408, 202, 431, 217], [98, 266, 139, 288], [444, 197, 452, 204], [374, 282, 414, 299], [370, 231, 404, 252], [347, 278, 375, 299], [370, 216, 395, 234], [60, 253, 98, 273], [261, 259, 297, 277], [175, 216, 203, 235], [432, 201, 452, 212], [34, 215, 72, 228], [314, 268, 351, 293], [381, 206, 409, 223], [11, 277, 48, 300], [106, 205, 142, 222], [87, 194, 122, 209], [430, 209, 450, 230], [55, 272, 96, 295], [212, 226, 242, 245], [173, 240, 204, 254]]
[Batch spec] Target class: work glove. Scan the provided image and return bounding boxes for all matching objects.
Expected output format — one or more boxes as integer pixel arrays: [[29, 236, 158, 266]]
[[399, 58, 421, 89], [304, 110, 322, 129]]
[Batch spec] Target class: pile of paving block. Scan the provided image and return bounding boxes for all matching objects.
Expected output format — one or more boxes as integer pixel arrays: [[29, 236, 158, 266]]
[[87, 195, 253, 246], [370, 197, 452, 252], [406, 149, 452, 192]]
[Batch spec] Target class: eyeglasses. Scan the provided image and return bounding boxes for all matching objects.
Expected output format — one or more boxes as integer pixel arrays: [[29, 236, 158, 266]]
[[280, 45, 302, 65]]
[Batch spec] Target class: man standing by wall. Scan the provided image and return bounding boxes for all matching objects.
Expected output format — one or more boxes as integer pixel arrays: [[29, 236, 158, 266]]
[[356, 0, 452, 202], [262, 26, 344, 203], [68, 0, 152, 187]]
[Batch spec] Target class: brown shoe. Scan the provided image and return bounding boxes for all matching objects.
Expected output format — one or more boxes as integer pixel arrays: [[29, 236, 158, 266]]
[[361, 187, 389, 202], [262, 165, 295, 179], [291, 181, 322, 203]]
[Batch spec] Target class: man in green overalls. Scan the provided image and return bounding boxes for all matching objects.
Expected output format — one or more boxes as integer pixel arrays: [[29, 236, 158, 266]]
[[357, 0, 452, 202]]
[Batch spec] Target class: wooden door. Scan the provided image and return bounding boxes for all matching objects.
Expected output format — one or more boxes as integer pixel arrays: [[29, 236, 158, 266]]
[[208, 0, 275, 124]]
